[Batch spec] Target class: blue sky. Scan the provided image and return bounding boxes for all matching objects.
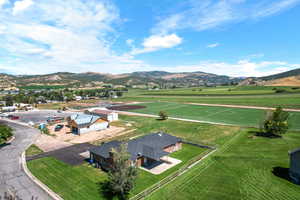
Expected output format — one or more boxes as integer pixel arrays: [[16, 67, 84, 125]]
[[0, 0, 300, 76]]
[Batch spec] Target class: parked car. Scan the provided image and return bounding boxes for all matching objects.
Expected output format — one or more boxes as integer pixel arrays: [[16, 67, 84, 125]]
[[8, 115, 20, 120], [0, 113, 9, 117], [54, 124, 64, 131], [47, 116, 64, 123]]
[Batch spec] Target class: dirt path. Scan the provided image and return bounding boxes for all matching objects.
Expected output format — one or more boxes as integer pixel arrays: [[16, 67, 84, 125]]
[[186, 103, 300, 112], [114, 111, 235, 127]]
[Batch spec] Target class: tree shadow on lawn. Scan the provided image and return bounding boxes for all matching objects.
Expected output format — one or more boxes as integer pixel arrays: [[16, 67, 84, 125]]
[[98, 181, 129, 200], [248, 131, 282, 139]]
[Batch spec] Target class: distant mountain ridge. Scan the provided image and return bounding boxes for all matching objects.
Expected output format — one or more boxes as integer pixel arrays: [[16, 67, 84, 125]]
[[0, 71, 244, 88], [238, 68, 300, 86], [1, 68, 300, 88]]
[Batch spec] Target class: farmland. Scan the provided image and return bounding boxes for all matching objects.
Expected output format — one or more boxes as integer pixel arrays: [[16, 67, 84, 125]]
[[26, 115, 239, 199], [128, 102, 300, 130], [147, 129, 300, 200], [115, 86, 300, 109]]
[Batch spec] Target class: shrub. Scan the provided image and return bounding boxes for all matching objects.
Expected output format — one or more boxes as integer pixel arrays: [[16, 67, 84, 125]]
[[159, 111, 168, 120], [275, 89, 286, 93], [292, 87, 300, 90], [0, 124, 13, 144]]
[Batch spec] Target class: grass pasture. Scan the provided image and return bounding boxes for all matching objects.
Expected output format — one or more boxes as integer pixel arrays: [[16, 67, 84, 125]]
[[116, 87, 300, 109], [131, 102, 300, 130], [141, 86, 300, 96], [147, 130, 300, 200]]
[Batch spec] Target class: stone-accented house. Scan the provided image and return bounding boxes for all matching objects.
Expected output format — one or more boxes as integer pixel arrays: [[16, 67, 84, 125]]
[[289, 148, 300, 184], [89, 132, 182, 170], [67, 114, 109, 135], [85, 109, 118, 122]]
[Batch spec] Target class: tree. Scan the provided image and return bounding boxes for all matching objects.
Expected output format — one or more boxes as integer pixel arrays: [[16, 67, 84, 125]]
[[263, 107, 289, 136], [107, 143, 138, 199], [3, 95, 14, 106], [40, 127, 50, 135], [116, 91, 123, 97], [159, 111, 168, 120], [0, 124, 13, 144]]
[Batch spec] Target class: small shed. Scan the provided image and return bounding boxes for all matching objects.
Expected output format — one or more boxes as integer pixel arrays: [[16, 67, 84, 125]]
[[289, 148, 300, 184]]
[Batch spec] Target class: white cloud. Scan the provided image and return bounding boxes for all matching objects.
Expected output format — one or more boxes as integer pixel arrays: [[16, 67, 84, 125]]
[[126, 39, 134, 48], [152, 0, 300, 35], [207, 43, 220, 48], [131, 34, 182, 55], [13, 0, 33, 15], [141, 60, 300, 77], [0, 0, 7, 8], [0, 0, 147, 74], [252, 0, 300, 18]]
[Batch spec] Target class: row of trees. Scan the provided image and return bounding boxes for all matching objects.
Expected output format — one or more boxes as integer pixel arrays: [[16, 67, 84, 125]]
[[1, 88, 127, 105]]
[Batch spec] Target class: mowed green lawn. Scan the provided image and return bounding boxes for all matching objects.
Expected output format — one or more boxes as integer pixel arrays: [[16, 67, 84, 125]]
[[131, 102, 300, 130], [27, 144, 207, 200], [27, 116, 238, 199], [147, 130, 300, 200]]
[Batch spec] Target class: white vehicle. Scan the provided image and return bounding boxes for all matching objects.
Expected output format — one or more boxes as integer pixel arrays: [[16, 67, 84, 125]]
[[0, 113, 9, 117]]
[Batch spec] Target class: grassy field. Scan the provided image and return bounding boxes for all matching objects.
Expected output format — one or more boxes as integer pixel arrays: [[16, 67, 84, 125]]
[[140, 86, 300, 96], [147, 129, 300, 200], [115, 87, 300, 109], [130, 102, 300, 130], [27, 115, 300, 200], [27, 144, 207, 200], [27, 116, 239, 200], [118, 115, 241, 146]]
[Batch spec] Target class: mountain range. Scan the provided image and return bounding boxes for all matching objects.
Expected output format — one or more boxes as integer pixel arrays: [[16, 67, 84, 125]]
[[1, 68, 300, 89]]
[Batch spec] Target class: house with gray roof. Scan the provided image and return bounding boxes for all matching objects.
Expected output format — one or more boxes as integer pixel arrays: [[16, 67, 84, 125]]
[[89, 132, 182, 170], [289, 147, 300, 184], [67, 114, 109, 135]]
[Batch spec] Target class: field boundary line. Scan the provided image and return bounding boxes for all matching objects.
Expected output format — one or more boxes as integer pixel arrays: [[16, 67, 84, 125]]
[[114, 110, 237, 127], [186, 103, 300, 112]]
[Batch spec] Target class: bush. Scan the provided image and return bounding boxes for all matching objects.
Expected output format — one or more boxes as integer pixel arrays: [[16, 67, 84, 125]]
[[159, 111, 168, 120], [275, 89, 286, 93], [0, 124, 13, 144], [40, 127, 50, 135], [291, 87, 300, 90]]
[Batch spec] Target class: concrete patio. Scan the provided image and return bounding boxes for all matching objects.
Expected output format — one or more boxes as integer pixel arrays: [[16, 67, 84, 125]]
[[140, 156, 182, 175]]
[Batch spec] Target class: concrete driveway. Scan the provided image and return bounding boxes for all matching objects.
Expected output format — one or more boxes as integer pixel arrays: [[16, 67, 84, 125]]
[[0, 120, 53, 200]]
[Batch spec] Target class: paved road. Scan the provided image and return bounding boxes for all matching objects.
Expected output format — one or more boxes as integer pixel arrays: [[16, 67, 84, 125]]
[[0, 120, 53, 200]]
